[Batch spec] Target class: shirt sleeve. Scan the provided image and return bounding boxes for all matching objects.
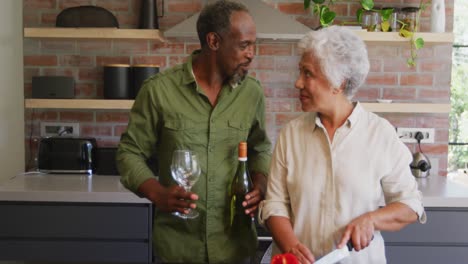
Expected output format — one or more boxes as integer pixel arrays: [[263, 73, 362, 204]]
[[116, 81, 160, 194], [247, 86, 272, 177], [258, 125, 291, 226], [380, 121, 427, 224]]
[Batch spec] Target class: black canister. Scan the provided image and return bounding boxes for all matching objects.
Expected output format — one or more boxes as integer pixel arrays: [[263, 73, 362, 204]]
[[132, 64, 160, 99], [139, 0, 159, 29], [104, 64, 132, 99]]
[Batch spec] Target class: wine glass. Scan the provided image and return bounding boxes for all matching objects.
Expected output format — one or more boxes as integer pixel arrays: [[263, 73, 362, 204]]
[[170, 149, 201, 219]]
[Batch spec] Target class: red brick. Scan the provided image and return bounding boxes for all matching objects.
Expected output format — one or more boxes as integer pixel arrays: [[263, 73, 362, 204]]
[[41, 13, 58, 26], [365, 73, 398, 86], [369, 59, 382, 73], [434, 72, 451, 86], [97, 112, 130, 123], [367, 45, 398, 58], [169, 56, 188, 67], [275, 57, 300, 71], [24, 68, 40, 83], [252, 57, 275, 71], [114, 125, 128, 137], [383, 88, 416, 100], [75, 83, 96, 98], [383, 59, 417, 72], [400, 74, 433, 86], [24, 84, 32, 97], [113, 41, 149, 55], [42, 68, 76, 78], [132, 56, 166, 68], [24, 55, 57, 66], [41, 40, 76, 54], [401, 46, 434, 59], [263, 86, 275, 98], [354, 88, 379, 101], [258, 44, 293, 56], [97, 139, 121, 147], [275, 88, 299, 98], [96, 0, 130, 12], [421, 144, 449, 155], [419, 60, 452, 72], [151, 42, 185, 54], [277, 3, 308, 15], [266, 99, 294, 112], [59, 0, 93, 9], [60, 112, 94, 122], [60, 55, 94, 67], [78, 68, 102, 82], [24, 39, 41, 55], [96, 56, 131, 66], [81, 125, 113, 137], [417, 88, 450, 102], [24, 0, 56, 9], [78, 41, 112, 54], [31, 111, 59, 121], [115, 14, 139, 28], [435, 129, 449, 143], [380, 114, 416, 128], [158, 15, 187, 30], [257, 71, 295, 84], [416, 116, 449, 129], [168, 0, 202, 13], [186, 43, 201, 54]]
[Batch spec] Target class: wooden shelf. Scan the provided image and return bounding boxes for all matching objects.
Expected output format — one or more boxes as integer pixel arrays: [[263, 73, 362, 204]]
[[354, 31, 454, 44], [24, 27, 165, 41], [23, 28, 453, 44], [25, 99, 134, 110], [24, 99, 450, 113]]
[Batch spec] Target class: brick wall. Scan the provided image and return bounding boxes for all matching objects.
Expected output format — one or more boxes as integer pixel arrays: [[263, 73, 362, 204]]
[[23, 0, 454, 176]]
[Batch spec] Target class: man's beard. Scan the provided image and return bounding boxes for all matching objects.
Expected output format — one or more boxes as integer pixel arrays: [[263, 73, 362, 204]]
[[228, 68, 248, 86]]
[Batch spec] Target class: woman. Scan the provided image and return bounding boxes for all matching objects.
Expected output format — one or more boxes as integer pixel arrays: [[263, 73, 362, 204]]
[[259, 26, 426, 264]]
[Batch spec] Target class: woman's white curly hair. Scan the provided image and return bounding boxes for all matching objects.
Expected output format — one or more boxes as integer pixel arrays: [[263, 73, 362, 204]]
[[298, 26, 370, 99]]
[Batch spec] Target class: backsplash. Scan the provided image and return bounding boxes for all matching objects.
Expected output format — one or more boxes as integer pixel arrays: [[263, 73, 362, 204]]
[[23, 0, 454, 176]]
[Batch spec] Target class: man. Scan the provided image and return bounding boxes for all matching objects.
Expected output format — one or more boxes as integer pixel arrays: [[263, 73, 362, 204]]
[[116, 1, 271, 263]]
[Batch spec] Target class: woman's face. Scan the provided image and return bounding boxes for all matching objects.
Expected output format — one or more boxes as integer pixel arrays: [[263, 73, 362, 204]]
[[295, 51, 334, 112]]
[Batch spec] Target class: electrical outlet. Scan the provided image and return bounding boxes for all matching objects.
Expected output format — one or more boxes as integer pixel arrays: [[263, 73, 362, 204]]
[[396, 127, 435, 143], [40, 122, 80, 137]]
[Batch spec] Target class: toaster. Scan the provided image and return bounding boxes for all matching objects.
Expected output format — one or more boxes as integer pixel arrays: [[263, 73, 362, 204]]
[[37, 137, 97, 174]]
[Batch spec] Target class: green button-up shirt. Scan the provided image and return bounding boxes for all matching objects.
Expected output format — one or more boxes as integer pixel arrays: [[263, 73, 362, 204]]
[[117, 50, 271, 263]]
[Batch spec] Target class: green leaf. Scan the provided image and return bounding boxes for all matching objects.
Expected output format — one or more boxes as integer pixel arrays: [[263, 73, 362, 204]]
[[313, 0, 326, 4], [399, 29, 413, 38], [321, 10, 336, 26], [407, 58, 416, 67], [357, 8, 363, 23], [313, 4, 320, 15], [381, 21, 390, 32], [360, 0, 374, 10], [380, 8, 393, 21], [304, 0, 311, 10], [414, 38, 425, 49]]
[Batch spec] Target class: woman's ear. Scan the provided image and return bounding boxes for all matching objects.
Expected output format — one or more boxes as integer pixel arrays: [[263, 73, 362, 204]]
[[206, 32, 221, 50], [333, 80, 347, 94]]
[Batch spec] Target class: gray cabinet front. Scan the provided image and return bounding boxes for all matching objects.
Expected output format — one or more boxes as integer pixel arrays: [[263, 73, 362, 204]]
[[0, 201, 152, 263], [383, 207, 468, 264]]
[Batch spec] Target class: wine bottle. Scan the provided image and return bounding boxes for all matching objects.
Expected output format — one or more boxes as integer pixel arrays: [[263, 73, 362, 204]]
[[230, 141, 254, 227]]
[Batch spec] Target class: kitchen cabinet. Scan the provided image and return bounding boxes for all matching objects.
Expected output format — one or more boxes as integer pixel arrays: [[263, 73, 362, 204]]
[[382, 176, 468, 263], [0, 174, 153, 263]]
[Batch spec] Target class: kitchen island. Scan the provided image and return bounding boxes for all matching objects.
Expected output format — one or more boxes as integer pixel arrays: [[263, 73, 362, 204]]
[[383, 175, 468, 264], [0, 173, 152, 263], [1, 173, 468, 263]]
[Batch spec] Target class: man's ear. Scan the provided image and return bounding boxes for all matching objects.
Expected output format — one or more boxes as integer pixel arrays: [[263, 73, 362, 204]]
[[206, 32, 220, 50]]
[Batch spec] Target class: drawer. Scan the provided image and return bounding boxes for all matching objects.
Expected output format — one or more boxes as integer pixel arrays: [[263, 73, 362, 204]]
[[382, 208, 468, 244], [0, 202, 151, 239], [0, 240, 151, 263], [386, 245, 468, 264]]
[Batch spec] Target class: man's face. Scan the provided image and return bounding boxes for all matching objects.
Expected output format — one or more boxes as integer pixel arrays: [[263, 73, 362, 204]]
[[217, 11, 256, 85]]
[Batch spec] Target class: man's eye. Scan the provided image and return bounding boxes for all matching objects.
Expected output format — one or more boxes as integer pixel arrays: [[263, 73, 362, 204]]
[[305, 71, 313, 78]]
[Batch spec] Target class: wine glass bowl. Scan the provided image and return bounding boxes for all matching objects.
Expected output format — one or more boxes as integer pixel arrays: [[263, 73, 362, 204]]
[[170, 149, 201, 219]]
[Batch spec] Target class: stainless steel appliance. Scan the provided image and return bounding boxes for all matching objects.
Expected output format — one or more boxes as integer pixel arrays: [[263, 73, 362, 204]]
[[37, 137, 97, 174]]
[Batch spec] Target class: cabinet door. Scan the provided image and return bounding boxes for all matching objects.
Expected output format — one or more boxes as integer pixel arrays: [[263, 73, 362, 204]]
[[386, 246, 468, 264]]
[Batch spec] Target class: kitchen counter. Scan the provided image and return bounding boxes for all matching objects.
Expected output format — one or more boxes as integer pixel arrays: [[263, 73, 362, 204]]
[[416, 174, 468, 207], [0, 173, 150, 203]]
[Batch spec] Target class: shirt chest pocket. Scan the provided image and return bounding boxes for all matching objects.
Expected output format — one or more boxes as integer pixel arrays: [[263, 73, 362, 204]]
[[162, 119, 207, 147], [227, 120, 250, 143]]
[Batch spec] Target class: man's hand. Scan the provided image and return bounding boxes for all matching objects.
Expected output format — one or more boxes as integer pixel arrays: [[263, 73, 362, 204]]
[[243, 172, 267, 217], [138, 178, 199, 214]]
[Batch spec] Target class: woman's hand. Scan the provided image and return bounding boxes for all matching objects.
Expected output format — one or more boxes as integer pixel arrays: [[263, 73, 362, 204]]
[[338, 212, 375, 251], [287, 242, 315, 264]]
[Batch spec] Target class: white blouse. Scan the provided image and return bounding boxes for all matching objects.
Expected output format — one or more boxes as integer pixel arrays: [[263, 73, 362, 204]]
[[259, 103, 426, 264]]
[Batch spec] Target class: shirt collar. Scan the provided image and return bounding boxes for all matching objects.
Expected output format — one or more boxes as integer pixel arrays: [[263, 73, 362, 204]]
[[312, 101, 363, 130], [182, 49, 242, 90]]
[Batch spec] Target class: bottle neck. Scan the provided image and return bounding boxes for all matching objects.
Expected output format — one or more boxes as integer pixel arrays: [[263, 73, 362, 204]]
[[238, 157, 247, 162]]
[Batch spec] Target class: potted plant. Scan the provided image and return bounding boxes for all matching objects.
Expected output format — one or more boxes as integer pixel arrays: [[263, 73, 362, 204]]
[[303, 0, 430, 67]]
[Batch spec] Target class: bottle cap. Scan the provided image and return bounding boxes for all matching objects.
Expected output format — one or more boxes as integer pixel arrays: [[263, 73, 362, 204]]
[[238, 142, 247, 159]]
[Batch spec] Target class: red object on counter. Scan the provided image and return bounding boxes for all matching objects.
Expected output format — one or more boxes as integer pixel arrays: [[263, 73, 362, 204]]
[[270, 253, 300, 264]]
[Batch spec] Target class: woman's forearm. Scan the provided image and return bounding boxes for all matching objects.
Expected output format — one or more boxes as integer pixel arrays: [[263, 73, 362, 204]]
[[266, 216, 300, 253], [371, 202, 418, 232]]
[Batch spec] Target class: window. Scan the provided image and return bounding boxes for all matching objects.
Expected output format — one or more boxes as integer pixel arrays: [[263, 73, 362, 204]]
[[449, 0, 468, 173]]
